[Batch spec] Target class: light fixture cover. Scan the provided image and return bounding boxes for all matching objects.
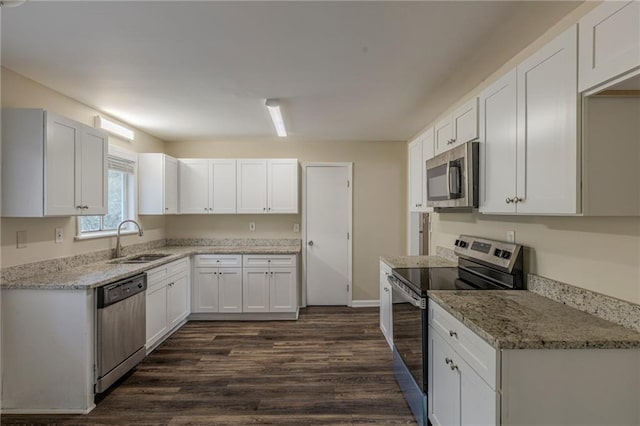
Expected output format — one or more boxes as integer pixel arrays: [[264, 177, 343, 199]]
[[95, 116, 135, 141], [0, 0, 27, 8], [265, 98, 287, 137]]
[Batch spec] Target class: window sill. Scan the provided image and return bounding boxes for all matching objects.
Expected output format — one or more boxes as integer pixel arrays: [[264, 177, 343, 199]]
[[74, 229, 139, 241]]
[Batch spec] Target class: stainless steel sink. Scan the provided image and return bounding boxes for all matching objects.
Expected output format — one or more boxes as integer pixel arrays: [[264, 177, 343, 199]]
[[110, 253, 170, 264]]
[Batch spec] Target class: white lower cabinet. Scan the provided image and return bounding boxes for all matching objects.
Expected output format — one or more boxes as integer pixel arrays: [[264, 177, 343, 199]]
[[243, 255, 298, 313], [428, 300, 640, 426], [193, 255, 243, 313], [145, 258, 190, 350], [379, 261, 393, 348]]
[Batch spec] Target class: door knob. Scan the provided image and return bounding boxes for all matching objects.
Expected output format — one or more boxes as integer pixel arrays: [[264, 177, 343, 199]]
[[308, 240, 314, 246]]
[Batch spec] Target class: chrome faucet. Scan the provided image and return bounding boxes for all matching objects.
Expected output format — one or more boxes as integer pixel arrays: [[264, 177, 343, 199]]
[[115, 220, 144, 258]]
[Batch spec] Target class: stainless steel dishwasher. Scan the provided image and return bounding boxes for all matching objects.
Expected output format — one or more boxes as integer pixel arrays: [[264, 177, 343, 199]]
[[96, 273, 147, 393]]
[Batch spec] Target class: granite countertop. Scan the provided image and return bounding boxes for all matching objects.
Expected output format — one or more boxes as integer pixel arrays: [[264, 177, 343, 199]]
[[381, 255, 456, 269], [428, 290, 640, 350], [2, 244, 301, 291]]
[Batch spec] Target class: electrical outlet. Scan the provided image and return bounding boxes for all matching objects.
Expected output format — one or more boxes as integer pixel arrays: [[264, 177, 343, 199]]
[[249, 222, 256, 231], [507, 230, 516, 243], [293, 223, 300, 233], [55, 228, 64, 243], [16, 230, 27, 248]]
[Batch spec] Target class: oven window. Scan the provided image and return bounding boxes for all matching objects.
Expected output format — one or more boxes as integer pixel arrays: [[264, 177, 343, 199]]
[[392, 292, 426, 391], [427, 163, 449, 201]]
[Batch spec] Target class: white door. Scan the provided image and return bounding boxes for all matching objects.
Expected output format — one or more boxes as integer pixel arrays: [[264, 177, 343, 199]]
[[146, 284, 168, 348], [178, 159, 210, 214], [193, 268, 219, 313], [45, 112, 80, 216], [268, 159, 298, 213], [479, 68, 518, 214], [516, 25, 578, 214], [452, 97, 479, 147], [164, 155, 178, 214], [236, 159, 267, 213], [79, 126, 108, 215], [210, 159, 237, 214], [218, 268, 243, 313], [242, 269, 270, 312], [305, 165, 350, 306], [269, 268, 297, 312], [167, 274, 189, 329], [434, 117, 453, 155], [429, 331, 461, 426]]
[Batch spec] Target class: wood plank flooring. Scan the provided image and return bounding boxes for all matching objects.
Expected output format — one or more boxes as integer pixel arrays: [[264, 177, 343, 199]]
[[1, 307, 416, 425]]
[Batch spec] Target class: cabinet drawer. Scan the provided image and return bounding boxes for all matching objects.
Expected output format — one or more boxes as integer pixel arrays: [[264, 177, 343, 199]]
[[195, 254, 242, 268], [429, 300, 498, 390], [243, 254, 296, 267], [167, 257, 189, 277], [146, 265, 168, 288]]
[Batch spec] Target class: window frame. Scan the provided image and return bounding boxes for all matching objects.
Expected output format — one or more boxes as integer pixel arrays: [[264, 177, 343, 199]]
[[75, 144, 138, 240]]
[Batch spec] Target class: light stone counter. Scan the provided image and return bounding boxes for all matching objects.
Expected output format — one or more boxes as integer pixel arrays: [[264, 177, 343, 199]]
[[380, 255, 456, 269], [1, 243, 301, 290], [428, 290, 640, 350]]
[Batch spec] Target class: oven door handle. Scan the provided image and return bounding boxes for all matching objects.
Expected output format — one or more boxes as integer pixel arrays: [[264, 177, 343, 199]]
[[388, 276, 424, 308]]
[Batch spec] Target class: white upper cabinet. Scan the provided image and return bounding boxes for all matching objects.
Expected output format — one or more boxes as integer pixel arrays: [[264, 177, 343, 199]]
[[516, 25, 579, 215], [138, 153, 178, 215], [578, 1, 640, 92], [210, 160, 237, 214], [2, 109, 107, 217], [237, 159, 298, 214], [178, 159, 210, 214], [178, 159, 237, 214], [434, 97, 479, 155], [408, 128, 435, 212], [479, 69, 518, 214]]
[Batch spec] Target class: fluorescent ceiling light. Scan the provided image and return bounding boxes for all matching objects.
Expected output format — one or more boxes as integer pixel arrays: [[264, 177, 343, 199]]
[[95, 116, 135, 141], [265, 98, 287, 137]]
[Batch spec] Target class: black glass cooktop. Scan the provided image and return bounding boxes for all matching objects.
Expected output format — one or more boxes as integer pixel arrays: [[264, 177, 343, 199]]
[[392, 266, 505, 296]]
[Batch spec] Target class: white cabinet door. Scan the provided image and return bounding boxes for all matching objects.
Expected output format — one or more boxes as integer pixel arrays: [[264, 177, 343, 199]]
[[422, 128, 435, 208], [242, 269, 270, 312], [516, 25, 579, 214], [408, 138, 424, 211], [578, 1, 640, 92], [479, 68, 518, 214], [178, 159, 210, 214], [210, 159, 237, 214], [167, 274, 189, 329], [460, 356, 498, 426], [79, 126, 108, 215], [146, 283, 168, 349], [452, 97, 479, 147], [193, 268, 219, 313], [44, 112, 81, 216], [237, 159, 268, 213], [268, 159, 298, 213], [434, 117, 453, 155], [218, 268, 243, 313], [429, 329, 461, 426], [269, 268, 297, 312], [164, 155, 178, 214], [379, 262, 392, 348]]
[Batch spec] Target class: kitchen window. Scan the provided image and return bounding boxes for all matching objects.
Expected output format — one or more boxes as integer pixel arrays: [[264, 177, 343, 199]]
[[76, 146, 137, 239]]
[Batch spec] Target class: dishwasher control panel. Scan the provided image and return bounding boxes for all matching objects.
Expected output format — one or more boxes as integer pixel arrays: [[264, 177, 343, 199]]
[[97, 274, 147, 308]]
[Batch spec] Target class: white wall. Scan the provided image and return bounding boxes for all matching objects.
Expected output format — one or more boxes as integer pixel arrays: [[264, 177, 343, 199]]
[[414, 2, 640, 305], [0, 68, 167, 267]]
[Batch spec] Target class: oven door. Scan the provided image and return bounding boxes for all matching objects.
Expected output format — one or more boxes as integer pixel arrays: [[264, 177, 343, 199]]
[[389, 275, 427, 392]]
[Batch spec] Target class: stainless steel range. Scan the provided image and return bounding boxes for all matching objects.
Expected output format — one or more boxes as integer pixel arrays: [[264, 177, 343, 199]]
[[388, 235, 524, 426]]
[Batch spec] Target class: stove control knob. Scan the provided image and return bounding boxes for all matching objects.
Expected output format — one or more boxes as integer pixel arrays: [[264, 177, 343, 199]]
[[494, 249, 502, 257], [454, 239, 460, 247], [501, 251, 512, 259], [459, 241, 468, 248]]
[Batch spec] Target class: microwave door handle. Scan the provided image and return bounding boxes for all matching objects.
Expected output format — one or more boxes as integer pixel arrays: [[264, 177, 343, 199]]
[[449, 163, 461, 196], [446, 161, 451, 196]]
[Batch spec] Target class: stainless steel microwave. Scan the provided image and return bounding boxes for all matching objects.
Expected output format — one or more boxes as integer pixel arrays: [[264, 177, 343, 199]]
[[425, 141, 478, 210]]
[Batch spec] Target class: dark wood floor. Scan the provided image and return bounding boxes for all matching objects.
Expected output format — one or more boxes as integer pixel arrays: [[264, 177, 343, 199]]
[[2, 307, 416, 425]]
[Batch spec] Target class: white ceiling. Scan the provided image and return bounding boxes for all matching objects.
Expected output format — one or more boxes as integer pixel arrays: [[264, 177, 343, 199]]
[[1, 1, 581, 142]]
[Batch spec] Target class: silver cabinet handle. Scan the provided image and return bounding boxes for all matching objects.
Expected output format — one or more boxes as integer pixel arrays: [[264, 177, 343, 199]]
[[514, 197, 523, 203], [76, 205, 83, 209], [308, 240, 314, 246], [445, 357, 452, 365], [450, 363, 459, 372], [506, 197, 512, 204], [449, 330, 458, 338]]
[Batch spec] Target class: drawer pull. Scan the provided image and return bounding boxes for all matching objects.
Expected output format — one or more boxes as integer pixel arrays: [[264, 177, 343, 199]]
[[445, 357, 452, 365], [450, 363, 459, 372], [449, 330, 458, 338]]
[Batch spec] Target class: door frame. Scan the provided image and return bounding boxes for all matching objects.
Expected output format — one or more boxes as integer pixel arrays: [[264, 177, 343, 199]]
[[301, 162, 353, 307]]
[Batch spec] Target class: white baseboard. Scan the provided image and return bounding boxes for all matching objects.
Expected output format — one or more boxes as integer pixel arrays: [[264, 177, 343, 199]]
[[351, 299, 380, 308], [1, 406, 95, 415]]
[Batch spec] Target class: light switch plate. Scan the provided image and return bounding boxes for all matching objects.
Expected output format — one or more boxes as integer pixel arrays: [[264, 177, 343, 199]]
[[293, 223, 300, 233], [507, 230, 516, 243], [249, 222, 256, 231], [55, 228, 64, 243]]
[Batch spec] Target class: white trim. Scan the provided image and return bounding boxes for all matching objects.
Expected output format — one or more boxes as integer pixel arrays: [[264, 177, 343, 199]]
[[351, 299, 380, 308], [301, 162, 353, 308], [74, 229, 139, 241], [108, 144, 137, 162]]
